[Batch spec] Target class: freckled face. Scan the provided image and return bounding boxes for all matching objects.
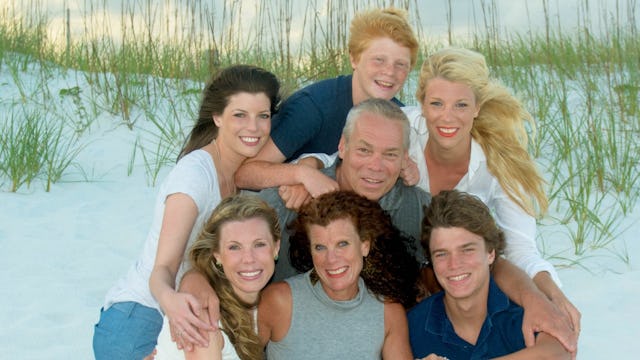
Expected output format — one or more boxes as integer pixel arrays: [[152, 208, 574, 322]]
[[214, 92, 272, 159], [421, 78, 479, 153], [351, 37, 412, 104], [429, 226, 494, 302], [308, 218, 371, 301], [214, 217, 280, 303]]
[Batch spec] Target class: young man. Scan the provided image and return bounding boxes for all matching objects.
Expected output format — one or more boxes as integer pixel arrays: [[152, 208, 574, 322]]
[[409, 190, 571, 359]]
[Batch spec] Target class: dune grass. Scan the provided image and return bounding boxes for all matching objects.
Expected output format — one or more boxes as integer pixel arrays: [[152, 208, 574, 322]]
[[0, 0, 638, 266]]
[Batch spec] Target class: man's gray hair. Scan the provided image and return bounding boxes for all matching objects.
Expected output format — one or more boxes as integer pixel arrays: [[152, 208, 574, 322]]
[[342, 98, 410, 149]]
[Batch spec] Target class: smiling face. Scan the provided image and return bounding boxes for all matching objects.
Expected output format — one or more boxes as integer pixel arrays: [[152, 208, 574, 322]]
[[429, 226, 494, 303], [213, 217, 280, 303], [337, 111, 407, 201], [421, 77, 479, 154], [308, 218, 371, 301], [214, 92, 272, 159], [350, 37, 411, 104]]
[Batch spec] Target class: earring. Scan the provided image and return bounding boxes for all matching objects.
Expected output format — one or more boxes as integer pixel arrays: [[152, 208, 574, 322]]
[[274, 254, 279, 261], [212, 259, 223, 271]]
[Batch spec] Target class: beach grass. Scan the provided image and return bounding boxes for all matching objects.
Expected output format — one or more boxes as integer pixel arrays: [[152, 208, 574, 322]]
[[0, 0, 638, 265]]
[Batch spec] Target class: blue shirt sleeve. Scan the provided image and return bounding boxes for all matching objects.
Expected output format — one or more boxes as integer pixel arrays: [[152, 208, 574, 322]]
[[270, 92, 324, 160]]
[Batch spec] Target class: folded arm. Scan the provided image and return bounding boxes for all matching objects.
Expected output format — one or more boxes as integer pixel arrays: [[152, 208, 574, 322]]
[[234, 139, 338, 195]]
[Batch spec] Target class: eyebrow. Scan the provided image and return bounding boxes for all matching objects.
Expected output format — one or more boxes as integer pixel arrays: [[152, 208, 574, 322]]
[[426, 95, 473, 102], [431, 241, 478, 253], [357, 139, 402, 153], [225, 237, 270, 246], [230, 108, 271, 113]]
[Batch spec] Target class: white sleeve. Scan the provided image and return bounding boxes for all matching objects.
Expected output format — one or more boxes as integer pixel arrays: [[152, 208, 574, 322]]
[[491, 186, 562, 286], [403, 106, 430, 192], [293, 152, 338, 168], [163, 153, 218, 214]]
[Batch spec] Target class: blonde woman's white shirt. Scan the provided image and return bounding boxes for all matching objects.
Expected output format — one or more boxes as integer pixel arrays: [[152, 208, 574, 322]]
[[403, 106, 561, 285]]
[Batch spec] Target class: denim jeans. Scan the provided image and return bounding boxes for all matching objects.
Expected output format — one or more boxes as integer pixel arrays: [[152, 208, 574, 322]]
[[93, 301, 163, 360]]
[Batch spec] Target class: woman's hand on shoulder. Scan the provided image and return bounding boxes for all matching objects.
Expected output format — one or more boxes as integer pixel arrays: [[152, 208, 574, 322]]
[[172, 270, 220, 352], [520, 290, 577, 357], [164, 291, 215, 351]]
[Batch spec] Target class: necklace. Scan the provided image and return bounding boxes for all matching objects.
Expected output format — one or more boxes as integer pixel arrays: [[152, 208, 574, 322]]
[[212, 140, 236, 197]]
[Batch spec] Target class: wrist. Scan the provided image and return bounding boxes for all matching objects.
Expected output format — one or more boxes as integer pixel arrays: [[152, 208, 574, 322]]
[[533, 271, 561, 300], [295, 164, 317, 187], [293, 164, 306, 184], [298, 156, 322, 169], [520, 285, 546, 309], [158, 287, 178, 312]]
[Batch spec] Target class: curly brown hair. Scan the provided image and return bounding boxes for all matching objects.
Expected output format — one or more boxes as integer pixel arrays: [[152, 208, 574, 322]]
[[289, 190, 419, 308]]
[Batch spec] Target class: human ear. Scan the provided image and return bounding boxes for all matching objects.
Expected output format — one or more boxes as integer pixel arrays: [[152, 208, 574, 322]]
[[212, 250, 222, 265], [349, 52, 358, 71], [338, 136, 347, 159], [487, 249, 496, 265], [401, 152, 410, 168], [273, 240, 281, 259], [361, 240, 371, 257]]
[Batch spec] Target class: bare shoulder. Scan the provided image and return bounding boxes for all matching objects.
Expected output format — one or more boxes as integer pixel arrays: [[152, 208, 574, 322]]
[[384, 302, 409, 334], [382, 302, 413, 359], [258, 281, 293, 343], [260, 281, 292, 310], [384, 301, 407, 318]]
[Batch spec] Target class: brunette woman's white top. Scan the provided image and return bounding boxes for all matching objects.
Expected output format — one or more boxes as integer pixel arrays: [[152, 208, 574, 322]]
[[102, 150, 222, 312]]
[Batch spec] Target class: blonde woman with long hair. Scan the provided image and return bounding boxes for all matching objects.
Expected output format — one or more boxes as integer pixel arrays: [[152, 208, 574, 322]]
[[402, 47, 580, 351], [156, 194, 280, 359]]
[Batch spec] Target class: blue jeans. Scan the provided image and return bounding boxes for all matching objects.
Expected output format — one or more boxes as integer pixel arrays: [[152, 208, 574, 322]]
[[93, 301, 163, 360]]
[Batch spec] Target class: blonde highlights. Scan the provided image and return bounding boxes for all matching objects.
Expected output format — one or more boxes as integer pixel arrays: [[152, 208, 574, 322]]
[[417, 47, 548, 215], [189, 194, 280, 360]]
